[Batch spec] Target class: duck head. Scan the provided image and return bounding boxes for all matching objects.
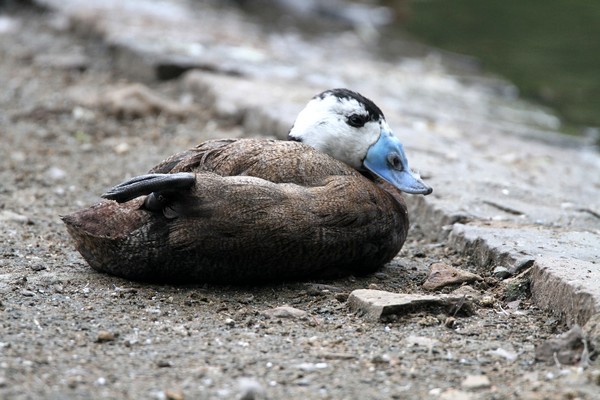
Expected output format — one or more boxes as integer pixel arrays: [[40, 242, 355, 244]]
[[288, 89, 432, 195]]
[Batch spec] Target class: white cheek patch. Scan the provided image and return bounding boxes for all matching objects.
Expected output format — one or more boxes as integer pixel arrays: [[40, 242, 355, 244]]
[[288, 95, 384, 169]]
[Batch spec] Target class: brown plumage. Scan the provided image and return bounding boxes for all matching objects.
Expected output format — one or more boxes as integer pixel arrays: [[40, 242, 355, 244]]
[[62, 89, 431, 283]]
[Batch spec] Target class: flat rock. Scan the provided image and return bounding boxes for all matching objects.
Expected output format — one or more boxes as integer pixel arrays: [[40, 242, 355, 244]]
[[347, 289, 473, 321], [262, 306, 307, 319], [422, 262, 482, 291]]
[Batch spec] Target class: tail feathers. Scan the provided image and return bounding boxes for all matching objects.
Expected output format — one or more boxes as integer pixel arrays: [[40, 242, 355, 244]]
[[102, 173, 196, 203]]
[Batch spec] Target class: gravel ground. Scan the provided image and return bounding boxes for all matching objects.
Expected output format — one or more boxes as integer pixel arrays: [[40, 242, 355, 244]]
[[1, 5, 599, 400]]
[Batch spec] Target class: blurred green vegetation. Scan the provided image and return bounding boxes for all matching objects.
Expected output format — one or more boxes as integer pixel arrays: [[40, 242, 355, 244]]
[[393, 0, 600, 130]]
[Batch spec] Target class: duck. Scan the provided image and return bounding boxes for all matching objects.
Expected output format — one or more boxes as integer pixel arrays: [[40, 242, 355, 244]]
[[62, 88, 432, 283]]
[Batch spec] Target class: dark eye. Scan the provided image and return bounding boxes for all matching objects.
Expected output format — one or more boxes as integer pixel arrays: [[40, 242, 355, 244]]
[[388, 153, 402, 170], [347, 114, 367, 128]]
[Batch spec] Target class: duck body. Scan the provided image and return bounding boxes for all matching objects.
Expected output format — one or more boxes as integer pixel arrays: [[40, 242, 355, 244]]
[[63, 89, 431, 283], [64, 138, 409, 283]]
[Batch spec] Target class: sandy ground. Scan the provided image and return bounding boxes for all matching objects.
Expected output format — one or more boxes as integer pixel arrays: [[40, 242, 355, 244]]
[[1, 5, 598, 400]]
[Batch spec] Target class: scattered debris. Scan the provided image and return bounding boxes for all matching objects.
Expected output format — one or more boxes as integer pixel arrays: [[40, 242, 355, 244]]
[[535, 325, 589, 365], [422, 263, 482, 291], [347, 289, 474, 321]]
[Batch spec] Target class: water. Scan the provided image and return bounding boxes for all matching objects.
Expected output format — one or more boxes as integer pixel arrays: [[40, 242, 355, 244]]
[[382, 0, 600, 133]]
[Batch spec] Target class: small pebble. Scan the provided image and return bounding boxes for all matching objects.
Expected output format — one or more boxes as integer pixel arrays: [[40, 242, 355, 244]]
[[492, 266, 511, 279], [371, 354, 391, 364], [157, 360, 172, 368], [114, 142, 130, 154], [164, 389, 184, 400], [96, 331, 116, 343], [461, 374, 491, 390], [479, 296, 495, 307], [21, 290, 35, 297], [445, 316, 457, 329]]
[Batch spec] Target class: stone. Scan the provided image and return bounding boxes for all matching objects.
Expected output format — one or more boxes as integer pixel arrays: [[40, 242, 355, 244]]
[[422, 262, 482, 291], [157, 360, 172, 368], [461, 374, 491, 390], [347, 289, 474, 321], [262, 306, 307, 319], [164, 389, 184, 400], [492, 266, 511, 279], [535, 325, 588, 365], [95, 331, 116, 343], [224, 318, 236, 327]]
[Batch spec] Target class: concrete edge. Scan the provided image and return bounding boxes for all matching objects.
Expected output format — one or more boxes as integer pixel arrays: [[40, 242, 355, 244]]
[[531, 257, 600, 327]]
